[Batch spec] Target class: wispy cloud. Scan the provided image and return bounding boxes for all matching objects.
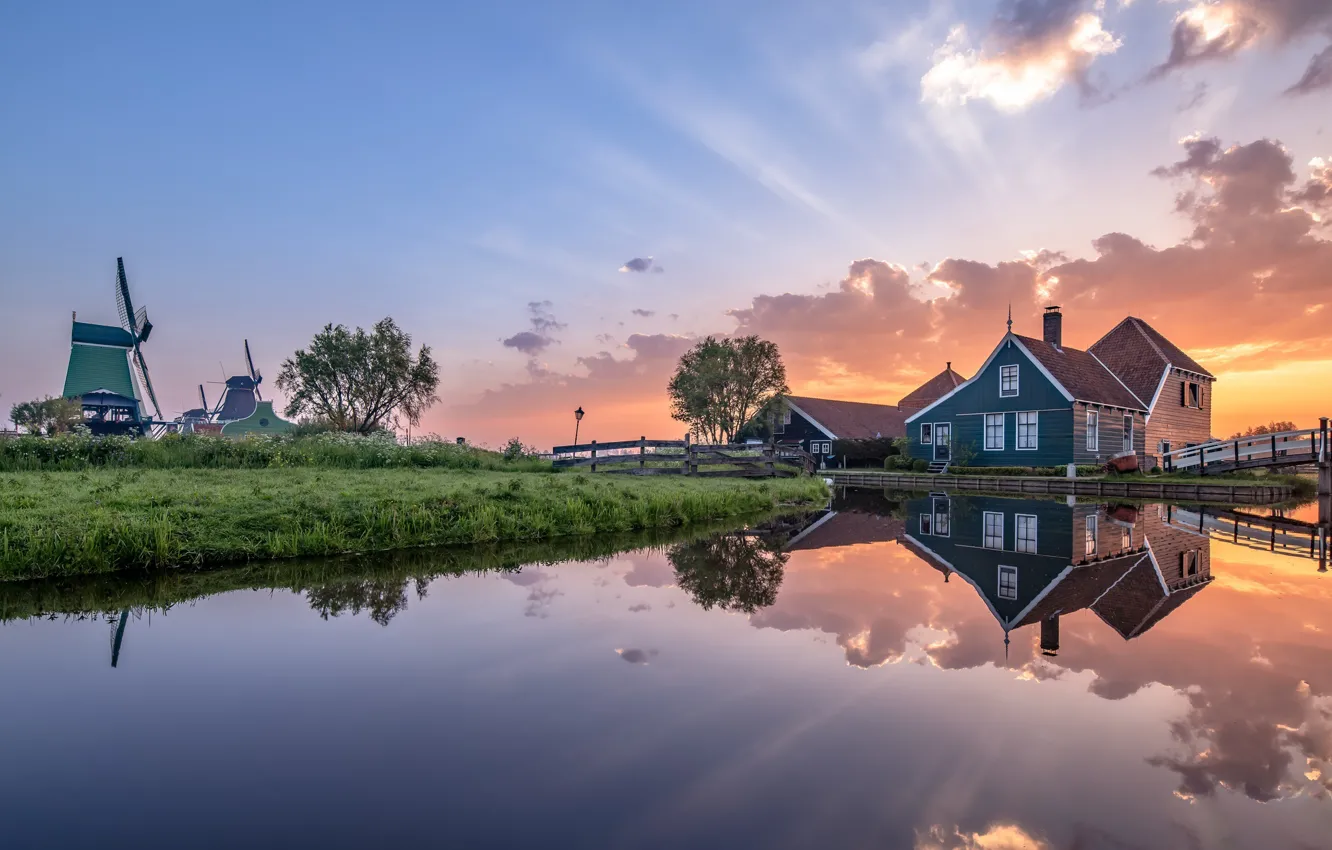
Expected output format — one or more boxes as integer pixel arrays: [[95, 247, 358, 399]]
[[501, 301, 566, 357]]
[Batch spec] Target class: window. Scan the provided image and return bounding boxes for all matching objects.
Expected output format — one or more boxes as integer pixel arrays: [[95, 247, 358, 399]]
[[1123, 414, 1134, 454], [1015, 514, 1037, 554], [1085, 514, 1098, 556], [1181, 550, 1199, 577], [1016, 411, 1038, 450], [933, 498, 950, 537], [920, 423, 933, 445], [1086, 409, 1099, 452], [1189, 382, 1201, 408], [810, 441, 821, 454], [998, 566, 1019, 600], [1121, 528, 1132, 551], [1000, 364, 1019, 397], [984, 413, 1005, 451], [776, 409, 791, 433], [920, 512, 933, 535], [983, 512, 1004, 550]]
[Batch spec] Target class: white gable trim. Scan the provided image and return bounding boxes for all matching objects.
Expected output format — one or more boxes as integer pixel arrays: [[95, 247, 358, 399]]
[[902, 534, 1010, 627], [905, 336, 1007, 424], [785, 400, 837, 440], [1088, 350, 1148, 410], [1144, 365, 1171, 420], [1007, 563, 1076, 628], [1007, 337, 1076, 404], [783, 510, 838, 550]]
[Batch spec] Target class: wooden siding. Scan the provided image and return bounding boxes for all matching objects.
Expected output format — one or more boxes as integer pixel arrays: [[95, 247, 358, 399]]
[[907, 339, 1074, 466], [1139, 505, 1211, 585], [1072, 403, 1147, 465], [1144, 369, 1214, 468], [776, 407, 832, 453]]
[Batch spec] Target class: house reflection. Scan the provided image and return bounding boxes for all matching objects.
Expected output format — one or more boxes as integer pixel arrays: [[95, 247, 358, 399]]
[[808, 492, 1214, 657]]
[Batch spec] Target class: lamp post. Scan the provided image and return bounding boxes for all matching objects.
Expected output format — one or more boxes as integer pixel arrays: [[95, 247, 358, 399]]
[[573, 406, 585, 448]]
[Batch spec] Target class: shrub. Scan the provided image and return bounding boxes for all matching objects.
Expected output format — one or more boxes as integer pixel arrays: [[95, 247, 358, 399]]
[[884, 455, 913, 470], [911, 459, 929, 473], [1149, 466, 1163, 475]]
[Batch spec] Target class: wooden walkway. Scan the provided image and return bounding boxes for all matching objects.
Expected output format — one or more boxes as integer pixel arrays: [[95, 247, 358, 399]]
[[550, 436, 816, 478], [1163, 420, 1329, 477]]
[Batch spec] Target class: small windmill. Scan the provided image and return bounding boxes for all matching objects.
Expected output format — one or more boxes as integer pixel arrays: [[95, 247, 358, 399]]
[[209, 339, 265, 423], [115, 258, 164, 422]]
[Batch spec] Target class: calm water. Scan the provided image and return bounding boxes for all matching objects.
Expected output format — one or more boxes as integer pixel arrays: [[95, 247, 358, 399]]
[[2, 493, 1330, 849]]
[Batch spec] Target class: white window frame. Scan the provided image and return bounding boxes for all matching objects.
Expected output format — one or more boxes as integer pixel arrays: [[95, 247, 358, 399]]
[[1016, 411, 1038, 451], [998, 565, 1019, 600], [1086, 409, 1099, 452], [1085, 514, 1098, 556], [984, 413, 1005, 451], [1123, 414, 1134, 454], [983, 511, 1004, 550], [1015, 514, 1037, 554], [920, 512, 932, 535], [1000, 364, 1019, 398], [920, 423, 932, 445], [932, 497, 951, 538]]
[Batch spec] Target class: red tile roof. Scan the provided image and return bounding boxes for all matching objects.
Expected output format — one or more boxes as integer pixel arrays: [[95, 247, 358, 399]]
[[1012, 551, 1147, 629], [786, 512, 905, 551], [1091, 557, 1210, 639], [786, 396, 909, 440], [1088, 317, 1213, 410], [898, 365, 967, 410], [1013, 335, 1147, 411]]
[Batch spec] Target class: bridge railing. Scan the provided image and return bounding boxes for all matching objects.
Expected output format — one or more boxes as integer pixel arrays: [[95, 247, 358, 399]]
[[549, 436, 816, 477], [1162, 427, 1326, 473]]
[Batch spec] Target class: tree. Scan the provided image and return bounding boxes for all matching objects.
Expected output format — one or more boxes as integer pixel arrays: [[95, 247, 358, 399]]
[[667, 336, 789, 444], [1230, 421, 1299, 439], [9, 396, 84, 435], [669, 532, 788, 614], [276, 318, 439, 434]]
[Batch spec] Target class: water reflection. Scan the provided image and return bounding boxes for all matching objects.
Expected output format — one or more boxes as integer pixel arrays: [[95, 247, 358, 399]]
[[2, 494, 1331, 848]]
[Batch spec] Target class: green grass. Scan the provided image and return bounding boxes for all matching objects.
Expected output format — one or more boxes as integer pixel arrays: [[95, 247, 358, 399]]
[[0, 520, 757, 623], [0, 468, 827, 581]]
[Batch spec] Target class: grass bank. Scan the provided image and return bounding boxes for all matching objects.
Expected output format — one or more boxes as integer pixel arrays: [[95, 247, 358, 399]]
[[0, 468, 827, 581]]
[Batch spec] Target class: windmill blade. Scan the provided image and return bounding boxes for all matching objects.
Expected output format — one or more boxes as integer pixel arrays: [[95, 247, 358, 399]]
[[245, 339, 262, 399], [132, 346, 164, 421], [198, 384, 209, 412], [115, 257, 139, 338], [135, 307, 153, 342]]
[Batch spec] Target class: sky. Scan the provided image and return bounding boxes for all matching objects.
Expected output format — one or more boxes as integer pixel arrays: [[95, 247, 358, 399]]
[[2, 0, 1330, 446]]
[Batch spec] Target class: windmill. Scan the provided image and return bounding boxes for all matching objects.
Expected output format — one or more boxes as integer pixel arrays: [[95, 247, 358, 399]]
[[209, 339, 265, 423], [115, 257, 164, 423]]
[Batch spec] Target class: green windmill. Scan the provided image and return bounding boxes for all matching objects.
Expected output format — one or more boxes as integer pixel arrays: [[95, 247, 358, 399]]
[[63, 258, 164, 435]]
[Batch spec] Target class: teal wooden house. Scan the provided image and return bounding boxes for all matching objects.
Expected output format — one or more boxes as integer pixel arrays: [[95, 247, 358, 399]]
[[904, 308, 1147, 470]]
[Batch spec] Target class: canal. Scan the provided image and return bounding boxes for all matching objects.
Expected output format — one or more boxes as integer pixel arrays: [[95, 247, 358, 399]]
[[1, 492, 1329, 848]]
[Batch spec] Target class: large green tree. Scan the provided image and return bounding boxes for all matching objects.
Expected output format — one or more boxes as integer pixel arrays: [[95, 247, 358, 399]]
[[667, 335, 789, 444], [669, 532, 788, 614], [10, 396, 84, 435], [275, 318, 439, 434]]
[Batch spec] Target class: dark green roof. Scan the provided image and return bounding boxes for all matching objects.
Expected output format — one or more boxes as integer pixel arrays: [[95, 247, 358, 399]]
[[71, 321, 135, 347], [64, 343, 139, 400], [220, 401, 293, 437]]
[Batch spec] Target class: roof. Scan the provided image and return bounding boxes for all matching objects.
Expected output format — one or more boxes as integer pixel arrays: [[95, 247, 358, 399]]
[[63, 343, 139, 401], [1088, 317, 1214, 409], [786, 396, 908, 440], [785, 512, 905, 551], [898, 365, 966, 410], [1014, 335, 1147, 411], [1091, 556, 1211, 639], [215, 387, 258, 422], [1012, 551, 1148, 629], [220, 401, 293, 437], [71, 321, 134, 347]]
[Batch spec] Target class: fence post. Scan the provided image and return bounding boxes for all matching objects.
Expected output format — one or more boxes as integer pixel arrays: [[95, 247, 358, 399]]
[[591, 440, 597, 474], [682, 433, 691, 475], [640, 436, 646, 470], [1234, 440, 1240, 467], [1271, 434, 1277, 460]]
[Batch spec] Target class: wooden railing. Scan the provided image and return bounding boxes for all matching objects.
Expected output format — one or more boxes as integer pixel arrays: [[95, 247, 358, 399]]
[[550, 436, 816, 477], [1162, 422, 1328, 474]]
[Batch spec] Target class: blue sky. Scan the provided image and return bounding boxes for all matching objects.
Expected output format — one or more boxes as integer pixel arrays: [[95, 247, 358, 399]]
[[3, 1, 1330, 442]]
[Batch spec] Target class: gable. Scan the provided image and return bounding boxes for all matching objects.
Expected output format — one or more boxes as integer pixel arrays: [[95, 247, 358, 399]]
[[898, 366, 966, 410], [1089, 317, 1213, 413], [905, 335, 1073, 424], [64, 344, 138, 401]]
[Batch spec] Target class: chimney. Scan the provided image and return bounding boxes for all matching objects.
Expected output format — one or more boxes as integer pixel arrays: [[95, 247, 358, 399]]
[[1043, 306, 1062, 347], [1040, 615, 1060, 656], [946, 361, 952, 372]]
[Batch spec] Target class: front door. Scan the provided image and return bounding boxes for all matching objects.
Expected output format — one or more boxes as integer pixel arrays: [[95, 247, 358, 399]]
[[1123, 415, 1134, 454], [934, 423, 951, 462]]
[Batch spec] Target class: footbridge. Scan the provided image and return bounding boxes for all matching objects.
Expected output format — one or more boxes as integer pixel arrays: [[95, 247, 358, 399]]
[[1163, 419, 1330, 490]]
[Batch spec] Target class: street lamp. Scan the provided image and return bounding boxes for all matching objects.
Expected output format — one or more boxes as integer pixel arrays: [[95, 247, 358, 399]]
[[574, 406, 585, 447]]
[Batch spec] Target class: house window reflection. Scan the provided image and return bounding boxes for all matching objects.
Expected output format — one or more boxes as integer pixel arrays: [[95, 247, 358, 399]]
[[983, 512, 1004, 550], [1015, 514, 1037, 554], [998, 565, 1018, 600]]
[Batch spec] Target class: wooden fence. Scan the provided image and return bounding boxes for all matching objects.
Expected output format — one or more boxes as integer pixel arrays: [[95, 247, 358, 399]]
[[550, 436, 816, 478]]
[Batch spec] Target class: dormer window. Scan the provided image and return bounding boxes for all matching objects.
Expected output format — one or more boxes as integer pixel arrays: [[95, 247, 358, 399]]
[[1000, 364, 1019, 397]]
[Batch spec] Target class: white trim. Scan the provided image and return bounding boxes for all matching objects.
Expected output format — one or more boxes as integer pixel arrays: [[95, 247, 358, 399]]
[[920, 513, 933, 535], [932, 496, 951, 538], [784, 510, 838, 550], [983, 412, 1005, 451], [983, 511, 1005, 550], [1007, 336, 1076, 403], [1015, 513, 1038, 554], [1016, 411, 1039, 451], [956, 407, 1067, 416], [997, 565, 1019, 600], [902, 534, 1010, 626], [999, 363, 1020, 398], [784, 400, 837, 440], [71, 340, 135, 350], [933, 422, 952, 462], [1007, 564, 1076, 626], [1085, 408, 1099, 452], [1085, 514, 1098, 556], [1144, 365, 1171, 421], [920, 422, 933, 445], [1088, 350, 1149, 410]]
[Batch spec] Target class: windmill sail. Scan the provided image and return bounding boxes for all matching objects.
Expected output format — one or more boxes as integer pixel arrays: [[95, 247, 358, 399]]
[[114, 257, 163, 421], [244, 339, 262, 399]]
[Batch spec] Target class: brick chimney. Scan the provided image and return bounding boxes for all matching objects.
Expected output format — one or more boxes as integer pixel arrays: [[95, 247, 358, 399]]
[[1043, 306, 1062, 347], [1040, 615, 1060, 656]]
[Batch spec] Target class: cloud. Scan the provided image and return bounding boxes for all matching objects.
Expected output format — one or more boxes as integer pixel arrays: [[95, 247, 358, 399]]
[[615, 648, 659, 664], [631, 308, 655, 317], [619, 256, 663, 273], [1151, 1, 1332, 83], [628, 603, 652, 612], [501, 301, 567, 357], [921, 1, 1122, 111], [1290, 156, 1332, 209], [1287, 43, 1332, 94]]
